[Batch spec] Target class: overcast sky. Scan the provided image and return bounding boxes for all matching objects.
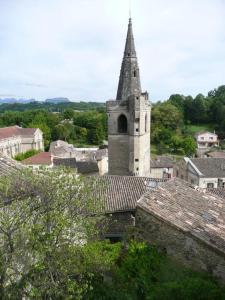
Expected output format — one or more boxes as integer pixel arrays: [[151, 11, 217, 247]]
[[0, 0, 225, 102]]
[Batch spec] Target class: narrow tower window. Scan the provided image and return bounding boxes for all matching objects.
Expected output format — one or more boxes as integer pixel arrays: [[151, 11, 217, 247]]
[[133, 70, 136, 77], [118, 114, 128, 133], [145, 113, 148, 133]]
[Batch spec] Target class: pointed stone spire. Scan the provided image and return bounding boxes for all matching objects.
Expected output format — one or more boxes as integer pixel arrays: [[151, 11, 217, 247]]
[[116, 18, 142, 101]]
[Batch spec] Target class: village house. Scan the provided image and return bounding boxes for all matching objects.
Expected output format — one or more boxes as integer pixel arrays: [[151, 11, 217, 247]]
[[150, 156, 175, 179], [0, 126, 44, 158], [175, 157, 225, 188], [22, 152, 53, 169], [21, 147, 107, 176], [49, 140, 108, 175], [95, 175, 164, 241], [195, 131, 219, 157], [136, 178, 225, 282]]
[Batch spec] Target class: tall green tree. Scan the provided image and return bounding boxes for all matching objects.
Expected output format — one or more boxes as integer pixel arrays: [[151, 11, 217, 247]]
[[0, 169, 115, 299]]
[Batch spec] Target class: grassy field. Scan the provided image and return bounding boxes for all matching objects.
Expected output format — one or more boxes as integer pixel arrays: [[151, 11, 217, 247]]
[[184, 124, 215, 135], [150, 144, 183, 160]]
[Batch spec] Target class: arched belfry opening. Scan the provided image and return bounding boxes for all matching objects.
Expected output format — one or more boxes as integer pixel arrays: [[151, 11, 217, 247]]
[[118, 114, 128, 133]]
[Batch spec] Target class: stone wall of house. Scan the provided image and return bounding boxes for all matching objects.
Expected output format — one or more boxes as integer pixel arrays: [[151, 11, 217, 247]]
[[150, 167, 173, 179], [0, 129, 44, 158], [97, 156, 108, 176], [105, 211, 135, 240], [136, 206, 225, 282], [21, 130, 44, 152], [0, 136, 21, 157]]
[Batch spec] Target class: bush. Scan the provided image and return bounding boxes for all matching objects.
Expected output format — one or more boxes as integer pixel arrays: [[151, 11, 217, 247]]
[[87, 241, 225, 300], [14, 149, 41, 161]]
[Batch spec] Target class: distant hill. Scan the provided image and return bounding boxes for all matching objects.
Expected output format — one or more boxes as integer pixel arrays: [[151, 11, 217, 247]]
[[0, 98, 36, 104], [45, 98, 70, 104], [0, 101, 105, 113]]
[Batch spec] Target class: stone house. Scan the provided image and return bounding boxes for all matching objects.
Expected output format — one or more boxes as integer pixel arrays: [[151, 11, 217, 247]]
[[21, 151, 105, 176], [22, 152, 53, 169], [195, 132, 219, 157], [95, 175, 164, 241], [150, 156, 175, 179], [136, 178, 225, 282], [175, 157, 225, 188], [0, 126, 44, 158], [50, 140, 108, 175]]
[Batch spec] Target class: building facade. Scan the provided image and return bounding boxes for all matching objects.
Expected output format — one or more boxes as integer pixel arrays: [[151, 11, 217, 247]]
[[136, 178, 225, 282], [195, 132, 219, 157], [107, 19, 151, 176], [175, 157, 225, 188], [0, 126, 44, 158], [150, 156, 175, 179]]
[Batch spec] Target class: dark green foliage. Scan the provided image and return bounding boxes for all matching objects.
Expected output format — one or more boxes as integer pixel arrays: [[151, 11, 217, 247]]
[[0, 108, 107, 149], [87, 241, 225, 300], [0, 101, 105, 113], [14, 149, 41, 161], [0, 169, 224, 299], [0, 169, 118, 299], [151, 85, 225, 156], [0, 85, 224, 155]]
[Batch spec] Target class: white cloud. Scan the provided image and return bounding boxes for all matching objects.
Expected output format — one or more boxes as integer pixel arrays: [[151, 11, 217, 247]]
[[0, 0, 224, 102]]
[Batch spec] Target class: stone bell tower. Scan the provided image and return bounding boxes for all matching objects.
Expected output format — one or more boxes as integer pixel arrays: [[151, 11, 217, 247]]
[[106, 18, 151, 176]]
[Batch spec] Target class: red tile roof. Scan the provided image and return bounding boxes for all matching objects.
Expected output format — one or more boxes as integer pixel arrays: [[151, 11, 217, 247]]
[[0, 126, 38, 140], [22, 152, 52, 165]]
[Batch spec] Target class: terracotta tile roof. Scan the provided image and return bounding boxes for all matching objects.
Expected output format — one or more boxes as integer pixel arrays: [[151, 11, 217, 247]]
[[190, 158, 225, 178], [195, 131, 217, 137], [18, 128, 37, 135], [137, 178, 225, 255], [0, 126, 37, 140], [94, 175, 165, 213], [151, 156, 175, 168], [53, 158, 99, 174], [207, 151, 225, 159], [207, 188, 225, 199], [0, 154, 24, 175], [22, 152, 52, 165]]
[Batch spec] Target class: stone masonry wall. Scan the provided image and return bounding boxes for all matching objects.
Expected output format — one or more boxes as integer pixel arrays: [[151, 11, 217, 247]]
[[136, 206, 225, 282], [105, 211, 135, 239]]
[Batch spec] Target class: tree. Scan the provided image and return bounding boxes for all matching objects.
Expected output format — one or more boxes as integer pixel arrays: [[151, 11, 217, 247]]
[[182, 136, 196, 157], [28, 122, 51, 149], [151, 102, 183, 131], [0, 168, 114, 299], [191, 94, 208, 124], [169, 135, 184, 155], [54, 122, 75, 142], [63, 108, 74, 120], [168, 94, 185, 112]]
